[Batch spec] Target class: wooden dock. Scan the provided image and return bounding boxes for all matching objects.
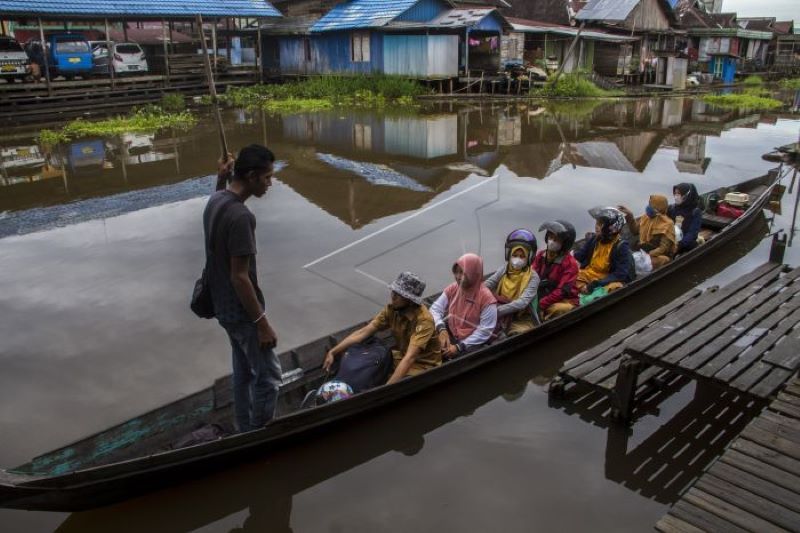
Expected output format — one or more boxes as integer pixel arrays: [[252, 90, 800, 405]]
[[656, 375, 800, 532], [616, 263, 800, 420], [554, 262, 799, 421]]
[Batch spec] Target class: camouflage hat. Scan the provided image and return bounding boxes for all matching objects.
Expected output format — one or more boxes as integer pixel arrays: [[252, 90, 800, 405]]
[[389, 272, 426, 305]]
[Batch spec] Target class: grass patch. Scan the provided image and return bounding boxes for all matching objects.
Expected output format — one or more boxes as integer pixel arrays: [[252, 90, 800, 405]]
[[702, 92, 782, 110], [778, 78, 800, 90], [160, 93, 186, 112], [742, 75, 764, 86], [531, 73, 622, 98], [544, 98, 605, 117], [39, 105, 197, 146], [218, 76, 428, 112]]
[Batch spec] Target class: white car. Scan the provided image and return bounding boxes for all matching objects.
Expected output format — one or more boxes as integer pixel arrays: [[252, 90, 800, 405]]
[[0, 36, 30, 82], [90, 41, 148, 75]]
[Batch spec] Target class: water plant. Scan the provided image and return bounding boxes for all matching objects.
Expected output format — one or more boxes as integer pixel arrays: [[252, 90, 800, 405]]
[[39, 106, 197, 146], [778, 78, 800, 90], [160, 93, 187, 112], [702, 92, 782, 110], [742, 75, 764, 86], [531, 73, 622, 98]]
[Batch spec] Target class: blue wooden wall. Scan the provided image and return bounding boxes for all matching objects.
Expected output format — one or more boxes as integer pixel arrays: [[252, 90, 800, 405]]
[[275, 32, 384, 75], [472, 12, 505, 33]]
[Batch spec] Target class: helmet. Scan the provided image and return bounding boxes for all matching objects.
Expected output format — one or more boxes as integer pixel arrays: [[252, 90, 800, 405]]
[[588, 206, 625, 238], [315, 380, 353, 404], [538, 220, 576, 252], [504, 228, 537, 263]]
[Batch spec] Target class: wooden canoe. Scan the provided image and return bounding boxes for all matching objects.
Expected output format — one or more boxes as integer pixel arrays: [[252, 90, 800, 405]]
[[0, 168, 784, 511]]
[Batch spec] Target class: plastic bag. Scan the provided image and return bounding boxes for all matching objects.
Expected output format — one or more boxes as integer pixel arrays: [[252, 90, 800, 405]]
[[632, 250, 653, 276], [579, 286, 608, 306]]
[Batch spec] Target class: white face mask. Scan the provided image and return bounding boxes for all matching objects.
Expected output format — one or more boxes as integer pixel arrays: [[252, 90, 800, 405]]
[[509, 257, 526, 270], [547, 240, 562, 252], [674, 194, 684, 205]]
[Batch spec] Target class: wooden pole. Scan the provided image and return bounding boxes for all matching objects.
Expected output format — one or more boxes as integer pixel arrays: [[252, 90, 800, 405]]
[[123, 22, 128, 42], [162, 19, 171, 86], [104, 18, 115, 89], [211, 19, 218, 72], [465, 27, 470, 87], [256, 21, 263, 83], [225, 18, 232, 64], [37, 18, 52, 97], [550, 22, 584, 87], [197, 14, 229, 160]]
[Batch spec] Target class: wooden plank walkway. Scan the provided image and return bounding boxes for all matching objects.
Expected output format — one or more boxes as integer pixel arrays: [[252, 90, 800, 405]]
[[619, 263, 800, 414], [656, 375, 800, 533]]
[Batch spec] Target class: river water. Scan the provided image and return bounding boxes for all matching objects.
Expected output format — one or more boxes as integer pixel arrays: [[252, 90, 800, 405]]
[[1, 95, 799, 532]]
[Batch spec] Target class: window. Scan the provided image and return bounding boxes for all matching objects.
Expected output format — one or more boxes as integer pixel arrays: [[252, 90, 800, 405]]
[[303, 38, 311, 62], [55, 39, 89, 53], [351, 32, 370, 63]]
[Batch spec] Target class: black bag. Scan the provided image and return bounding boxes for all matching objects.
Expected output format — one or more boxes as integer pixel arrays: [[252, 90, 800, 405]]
[[190, 264, 215, 319], [335, 339, 393, 393]]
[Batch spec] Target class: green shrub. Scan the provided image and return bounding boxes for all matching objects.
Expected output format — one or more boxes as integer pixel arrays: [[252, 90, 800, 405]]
[[742, 75, 764, 86], [702, 93, 782, 110], [531, 73, 622, 98], [778, 78, 800, 90], [160, 93, 186, 112]]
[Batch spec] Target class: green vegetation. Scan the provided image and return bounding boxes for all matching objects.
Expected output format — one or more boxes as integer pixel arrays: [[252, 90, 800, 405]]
[[531, 73, 622, 98], [160, 93, 186, 112], [702, 92, 782, 110], [216, 76, 428, 112], [39, 106, 197, 146], [544, 98, 606, 118], [778, 78, 800, 90], [742, 75, 764, 86]]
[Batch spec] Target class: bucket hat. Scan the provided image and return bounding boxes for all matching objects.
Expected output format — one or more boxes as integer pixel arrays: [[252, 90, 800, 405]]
[[389, 272, 426, 305]]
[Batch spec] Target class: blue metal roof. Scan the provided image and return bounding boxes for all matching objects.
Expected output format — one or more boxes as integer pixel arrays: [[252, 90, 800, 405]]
[[0, 0, 282, 19], [311, 0, 423, 32]]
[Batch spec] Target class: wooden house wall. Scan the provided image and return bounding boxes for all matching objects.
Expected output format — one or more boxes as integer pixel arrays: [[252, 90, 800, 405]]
[[394, 0, 449, 22], [277, 32, 384, 75], [594, 41, 625, 76], [383, 34, 458, 78], [501, 32, 525, 63], [623, 0, 670, 31]]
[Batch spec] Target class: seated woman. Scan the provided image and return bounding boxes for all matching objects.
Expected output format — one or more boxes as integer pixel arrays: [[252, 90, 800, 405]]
[[485, 229, 540, 336], [668, 183, 703, 254], [574, 207, 634, 294], [324, 272, 442, 385], [618, 195, 677, 269], [533, 220, 580, 320], [430, 253, 498, 358]]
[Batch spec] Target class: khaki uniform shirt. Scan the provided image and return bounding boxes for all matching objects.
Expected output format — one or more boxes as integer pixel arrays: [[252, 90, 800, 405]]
[[370, 304, 442, 374]]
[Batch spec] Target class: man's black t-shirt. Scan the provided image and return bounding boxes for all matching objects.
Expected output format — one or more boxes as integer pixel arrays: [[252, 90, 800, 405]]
[[203, 190, 265, 324]]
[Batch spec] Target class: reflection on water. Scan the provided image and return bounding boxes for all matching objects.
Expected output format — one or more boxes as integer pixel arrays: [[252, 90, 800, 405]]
[[0, 97, 799, 532]]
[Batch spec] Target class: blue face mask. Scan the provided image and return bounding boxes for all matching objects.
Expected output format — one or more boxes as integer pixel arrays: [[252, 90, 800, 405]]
[[645, 205, 657, 218]]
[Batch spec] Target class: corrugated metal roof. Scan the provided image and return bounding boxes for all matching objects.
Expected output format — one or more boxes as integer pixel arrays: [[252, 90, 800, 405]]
[[575, 0, 639, 22], [388, 7, 508, 30], [261, 14, 320, 35], [0, 0, 282, 19], [508, 17, 639, 41], [311, 0, 421, 32]]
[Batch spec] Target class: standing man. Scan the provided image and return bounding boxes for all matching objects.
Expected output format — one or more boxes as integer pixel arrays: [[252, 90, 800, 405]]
[[203, 144, 281, 432]]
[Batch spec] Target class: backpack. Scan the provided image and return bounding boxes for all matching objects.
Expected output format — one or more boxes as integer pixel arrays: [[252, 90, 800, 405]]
[[335, 339, 393, 393]]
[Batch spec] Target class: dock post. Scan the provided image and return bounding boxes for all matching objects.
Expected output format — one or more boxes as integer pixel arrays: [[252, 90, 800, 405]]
[[770, 231, 788, 263], [162, 19, 171, 87], [37, 18, 52, 97], [612, 353, 641, 424], [104, 18, 115, 90], [256, 20, 264, 84]]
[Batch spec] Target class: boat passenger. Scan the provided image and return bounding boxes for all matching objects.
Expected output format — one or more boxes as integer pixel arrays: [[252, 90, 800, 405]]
[[533, 220, 580, 319], [618, 195, 677, 269], [323, 272, 442, 384], [668, 183, 703, 254], [575, 207, 634, 294], [430, 253, 498, 358], [485, 229, 541, 335]]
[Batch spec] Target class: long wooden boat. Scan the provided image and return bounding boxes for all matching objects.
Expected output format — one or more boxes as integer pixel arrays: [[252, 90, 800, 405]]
[[0, 168, 784, 512]]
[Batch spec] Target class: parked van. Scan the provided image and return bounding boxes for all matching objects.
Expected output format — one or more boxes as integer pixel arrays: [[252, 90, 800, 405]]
[[0, 36, 31, 82], [47, 34, 93, 79]]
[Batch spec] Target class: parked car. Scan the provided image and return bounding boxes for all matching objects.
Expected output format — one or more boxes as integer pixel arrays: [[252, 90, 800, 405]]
[[0, 36, 31, 82], [45, 34, 93, 80], [89, 41, 148, 75]]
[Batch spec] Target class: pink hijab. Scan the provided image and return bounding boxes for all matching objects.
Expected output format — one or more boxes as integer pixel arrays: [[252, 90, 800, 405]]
[[443, 253, 496, 341]]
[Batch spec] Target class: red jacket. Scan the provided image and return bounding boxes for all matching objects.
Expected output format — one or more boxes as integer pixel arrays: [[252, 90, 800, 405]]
[[532, 250, 580, 310]]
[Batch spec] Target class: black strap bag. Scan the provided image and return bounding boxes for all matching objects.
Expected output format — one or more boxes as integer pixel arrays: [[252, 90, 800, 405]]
[[335, 338, 393, 393], [190, 260, 215, 319]]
